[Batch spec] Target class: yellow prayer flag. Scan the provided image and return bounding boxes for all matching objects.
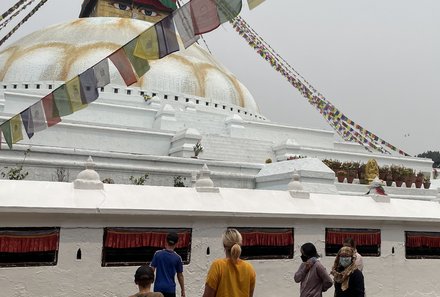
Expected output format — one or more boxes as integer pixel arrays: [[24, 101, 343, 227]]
[[134, 27, 159, 60], [66, 76, 87, 112], [10, 115, 23, 144], [248, 0, 266, 10]]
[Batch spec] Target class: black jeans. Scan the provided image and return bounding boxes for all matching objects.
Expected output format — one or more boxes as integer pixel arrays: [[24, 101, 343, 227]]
[[160, 293, 176, 297]]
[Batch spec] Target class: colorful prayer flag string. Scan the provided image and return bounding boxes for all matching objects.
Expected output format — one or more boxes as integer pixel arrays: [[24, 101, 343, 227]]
[[231, 16, 409, 157], [0, 0, 244, 149], [0, 0, 36, 32]]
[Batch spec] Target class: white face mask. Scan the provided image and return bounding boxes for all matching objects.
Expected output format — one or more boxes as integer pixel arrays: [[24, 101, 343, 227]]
[[339, 256, 352, 267]]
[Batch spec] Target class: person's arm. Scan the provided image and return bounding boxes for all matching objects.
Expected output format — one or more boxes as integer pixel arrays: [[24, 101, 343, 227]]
[[316, 262, 333, 292], [294, 262, 308, 283], [177, 272, 185, 297], [249, 266, 256, 297], [203, 261, 219, 297], [249, 285, 255, 297], [202, 283, 216, 297]]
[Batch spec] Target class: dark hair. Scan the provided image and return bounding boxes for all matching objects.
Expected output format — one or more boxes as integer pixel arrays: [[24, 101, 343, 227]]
[[343, 237, 356, 248], [166, 232, 179, 245], [134, 265, 154, 287], [301, 242, 319, 258]]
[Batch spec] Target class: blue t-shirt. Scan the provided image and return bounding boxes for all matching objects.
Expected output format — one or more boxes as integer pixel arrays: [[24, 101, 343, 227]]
[[151, 249, 183, 293]]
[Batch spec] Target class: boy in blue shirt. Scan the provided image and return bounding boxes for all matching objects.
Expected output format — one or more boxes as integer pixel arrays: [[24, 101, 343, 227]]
[[151, 232, 185, 297]]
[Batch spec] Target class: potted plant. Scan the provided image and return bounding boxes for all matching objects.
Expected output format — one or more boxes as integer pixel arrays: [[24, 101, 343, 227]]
[[336, 170, 346, 183], [415, 172, 424, 189], [347, 170, 357, 184], [385, 171, 393, 187], [379, 165, 390, 181], [423, 176, 431, 189], [358, 163, 367, 184], [193, 141, 204, 158], [393, 166, 404, 188], [404, 168, 415, 188]]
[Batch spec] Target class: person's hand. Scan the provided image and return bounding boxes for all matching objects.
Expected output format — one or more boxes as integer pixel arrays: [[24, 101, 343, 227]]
[[181, 292, 185, 297], [305, 257, 317, 269]]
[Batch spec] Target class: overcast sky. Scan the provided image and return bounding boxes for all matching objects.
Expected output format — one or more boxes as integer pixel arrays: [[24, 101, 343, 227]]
[[1, 0, 439, 155]]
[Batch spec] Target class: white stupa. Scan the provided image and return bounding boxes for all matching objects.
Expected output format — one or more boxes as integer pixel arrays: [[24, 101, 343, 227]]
[[0, 6, 439, 297], [0, 17, 432, 186]]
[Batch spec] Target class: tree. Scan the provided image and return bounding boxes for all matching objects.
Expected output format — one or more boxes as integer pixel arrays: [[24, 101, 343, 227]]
[[416, 151, 440, 168]]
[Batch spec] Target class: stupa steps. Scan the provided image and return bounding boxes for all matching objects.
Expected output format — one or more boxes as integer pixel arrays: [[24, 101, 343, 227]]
[[201, 135, 274, 163]]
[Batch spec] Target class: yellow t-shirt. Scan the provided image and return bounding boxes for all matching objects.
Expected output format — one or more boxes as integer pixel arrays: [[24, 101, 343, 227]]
[[206, 258, 256, 297]]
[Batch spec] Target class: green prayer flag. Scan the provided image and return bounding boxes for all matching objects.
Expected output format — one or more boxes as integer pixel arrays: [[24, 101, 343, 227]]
[[53, 85, 73, 117], [159, 0, 177, 10], [0, 120, 12, 149], [123, 37, 150, 78], [217, 0, 242, 23]]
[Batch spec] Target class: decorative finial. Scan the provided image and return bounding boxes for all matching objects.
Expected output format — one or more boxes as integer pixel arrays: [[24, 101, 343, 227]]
[[195, 164, 219, 192], [85, 156, 95, 170], [74, 156, 103, 190], [288, 170, 309, 199]]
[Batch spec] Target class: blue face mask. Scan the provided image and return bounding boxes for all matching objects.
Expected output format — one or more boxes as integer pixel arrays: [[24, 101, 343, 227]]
[[339, 256, 352, 268]]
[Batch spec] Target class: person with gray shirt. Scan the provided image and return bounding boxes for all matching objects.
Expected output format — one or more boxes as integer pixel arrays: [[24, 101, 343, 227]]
[[294, 242, 333, 297]]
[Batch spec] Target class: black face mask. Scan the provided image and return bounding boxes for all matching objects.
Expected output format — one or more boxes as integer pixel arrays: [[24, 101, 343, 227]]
[[300, 255, 309, 262]]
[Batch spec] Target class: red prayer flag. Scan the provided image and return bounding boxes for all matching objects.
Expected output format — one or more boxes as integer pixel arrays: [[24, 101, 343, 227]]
[[109, 49, 138, 86], [190, 0, 220, 35], [42, 94, 61, 127]]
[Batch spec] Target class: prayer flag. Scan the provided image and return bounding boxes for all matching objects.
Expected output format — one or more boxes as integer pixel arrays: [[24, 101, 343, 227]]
[[0, 120, 12, 149], [158, 0, 177, 10], [29, 101, 47, 133], [190, 0, 220, 35], [10, 115, 23, 144], [247, 0, 266, 10], [155, 15, 179, 58], [66, 76, 88, 112], [93, 59, 111, 88], [123, 37, 151, 78], [109, 48, 138, 86], [217, 0, 242, 23], [172, 4, 200, 48], [134, 27, 159, 60], [79, 68, 99, 104], [42, 93, 61, 127], [53, 85, 73, 117], [20, 108, 34, 139]]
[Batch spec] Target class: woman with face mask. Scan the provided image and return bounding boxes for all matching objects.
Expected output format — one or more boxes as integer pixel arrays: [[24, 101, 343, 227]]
[[331, 246, 365, 297], [294, 243, 333, 297]]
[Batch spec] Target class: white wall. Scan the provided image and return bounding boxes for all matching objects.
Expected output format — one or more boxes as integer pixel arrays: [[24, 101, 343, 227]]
[[0, 213, 440, 297]]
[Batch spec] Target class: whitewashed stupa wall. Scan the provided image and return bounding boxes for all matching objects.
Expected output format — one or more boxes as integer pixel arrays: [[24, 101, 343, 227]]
[[0, 85, 433, 174], [0, 212, 439, 297]]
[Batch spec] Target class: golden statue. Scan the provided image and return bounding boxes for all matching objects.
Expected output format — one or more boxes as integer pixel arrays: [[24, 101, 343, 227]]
[[365, 159, 379, 184]]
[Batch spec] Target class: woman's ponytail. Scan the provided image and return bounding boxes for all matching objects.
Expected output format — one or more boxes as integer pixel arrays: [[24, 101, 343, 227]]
[[223, 229, 243, 263], [230, 243, 242, 263]]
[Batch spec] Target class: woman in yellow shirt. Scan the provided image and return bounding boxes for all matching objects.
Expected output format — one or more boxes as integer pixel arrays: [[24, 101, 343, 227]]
[[202, 229, 256, 297]]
